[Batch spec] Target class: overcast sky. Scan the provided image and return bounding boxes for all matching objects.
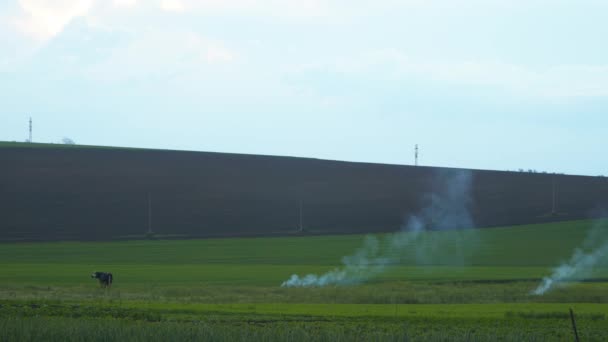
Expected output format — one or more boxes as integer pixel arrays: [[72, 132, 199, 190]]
[[1, 0, 607, 175]]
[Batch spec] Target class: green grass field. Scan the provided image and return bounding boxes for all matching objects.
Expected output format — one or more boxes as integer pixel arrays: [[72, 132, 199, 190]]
[[2, 220, 607, 341]]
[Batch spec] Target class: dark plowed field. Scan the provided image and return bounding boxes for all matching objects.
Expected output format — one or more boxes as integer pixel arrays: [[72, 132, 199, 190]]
[[1, 146, 607, 241]]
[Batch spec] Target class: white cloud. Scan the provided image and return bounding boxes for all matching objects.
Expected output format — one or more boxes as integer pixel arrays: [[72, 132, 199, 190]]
[[83, 29, 237, 81], [9, 0, 329, 42], [5, 0, 607, 100], [14, 0, 95, 40], [416, 61, 608, 98], [537, 65, 608, 97], [113, 0, 138, 8], [178, 0, 329, 17], [159, 0, 185, 12], [206, 44, 235, 63], [294, 49, 608, 98]]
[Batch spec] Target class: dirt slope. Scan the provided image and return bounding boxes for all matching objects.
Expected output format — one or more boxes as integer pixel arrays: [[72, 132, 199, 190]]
[[1, 147, 607, 241]]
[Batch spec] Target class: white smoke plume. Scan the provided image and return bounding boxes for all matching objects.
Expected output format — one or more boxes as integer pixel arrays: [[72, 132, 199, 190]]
[[281, 170, 475, 287], [532, 220, 608, 295]]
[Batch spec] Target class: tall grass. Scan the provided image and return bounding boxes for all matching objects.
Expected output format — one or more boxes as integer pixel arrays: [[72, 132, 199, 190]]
[[2, 314, 604, 342], [2, 280, 607, 304], [2, 220, 607, 341]]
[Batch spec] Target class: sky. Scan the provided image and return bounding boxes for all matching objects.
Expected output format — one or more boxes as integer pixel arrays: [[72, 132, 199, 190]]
[[1, 0, 607, 176]]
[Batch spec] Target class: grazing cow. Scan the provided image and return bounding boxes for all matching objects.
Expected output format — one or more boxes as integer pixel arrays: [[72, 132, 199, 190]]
[[91, 271, 113, 288]]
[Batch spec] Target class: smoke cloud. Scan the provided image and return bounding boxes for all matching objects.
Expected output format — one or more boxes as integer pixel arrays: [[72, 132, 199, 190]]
[[532, 220, 608, 295], [281, 170, 475, 287]]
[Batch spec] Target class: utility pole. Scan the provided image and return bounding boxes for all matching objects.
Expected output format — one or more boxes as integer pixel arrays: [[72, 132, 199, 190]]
[[551, 174, 558, 215], [298, 199, 304, 232], [28, 117, 32, 143], [147, 192, 153, 235], [415, 144, 419, 166]]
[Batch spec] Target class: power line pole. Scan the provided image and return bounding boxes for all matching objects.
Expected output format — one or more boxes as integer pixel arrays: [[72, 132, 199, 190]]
[[415, 144, 419, 166], [147, 192, 153, 235], [551, 174, 558, 215], [298, 199, 303, 232], [29, 117, 32, 143]]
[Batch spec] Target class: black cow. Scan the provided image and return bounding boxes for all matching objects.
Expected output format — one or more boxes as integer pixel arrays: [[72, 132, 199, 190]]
[[91, 272, 113, 288]]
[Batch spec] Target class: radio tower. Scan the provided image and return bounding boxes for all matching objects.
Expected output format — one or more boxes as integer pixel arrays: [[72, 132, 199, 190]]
[[28, 117, 32, 143], [415, 144, 419, 166]]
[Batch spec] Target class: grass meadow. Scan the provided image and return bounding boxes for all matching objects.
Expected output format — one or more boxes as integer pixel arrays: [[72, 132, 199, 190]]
[[1, 219, 608, 341]]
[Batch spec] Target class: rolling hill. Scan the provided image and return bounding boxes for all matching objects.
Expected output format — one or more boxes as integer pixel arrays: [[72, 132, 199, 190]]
[[1, 143, 607, 241]]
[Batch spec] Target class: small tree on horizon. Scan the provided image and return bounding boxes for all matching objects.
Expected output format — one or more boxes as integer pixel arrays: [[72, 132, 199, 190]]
[[62, 137, 75, 145]]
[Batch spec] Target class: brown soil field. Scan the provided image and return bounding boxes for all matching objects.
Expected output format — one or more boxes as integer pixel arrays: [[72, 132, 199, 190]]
[[1, 146, 607, 241]]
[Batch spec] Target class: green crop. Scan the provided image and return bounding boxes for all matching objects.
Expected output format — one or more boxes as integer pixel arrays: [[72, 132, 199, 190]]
[[1, 219, 607, 341]]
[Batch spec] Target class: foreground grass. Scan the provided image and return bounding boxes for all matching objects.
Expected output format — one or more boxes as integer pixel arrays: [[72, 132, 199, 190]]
[[5, 301, 604, 319], [2, 302, 607, 341], [5, 315, 592, 342], [2, 280, 608, 305], [2, 220, 607, 340]]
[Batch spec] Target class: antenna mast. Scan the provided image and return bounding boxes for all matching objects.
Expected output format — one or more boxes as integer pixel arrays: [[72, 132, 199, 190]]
[[29, 117, 32, 143], [415, 144, 419, 166]]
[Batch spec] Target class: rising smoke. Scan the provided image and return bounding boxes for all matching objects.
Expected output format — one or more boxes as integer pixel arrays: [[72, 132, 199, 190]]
[[532, 219, 608, 295], [281, 170, 476, 287]]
